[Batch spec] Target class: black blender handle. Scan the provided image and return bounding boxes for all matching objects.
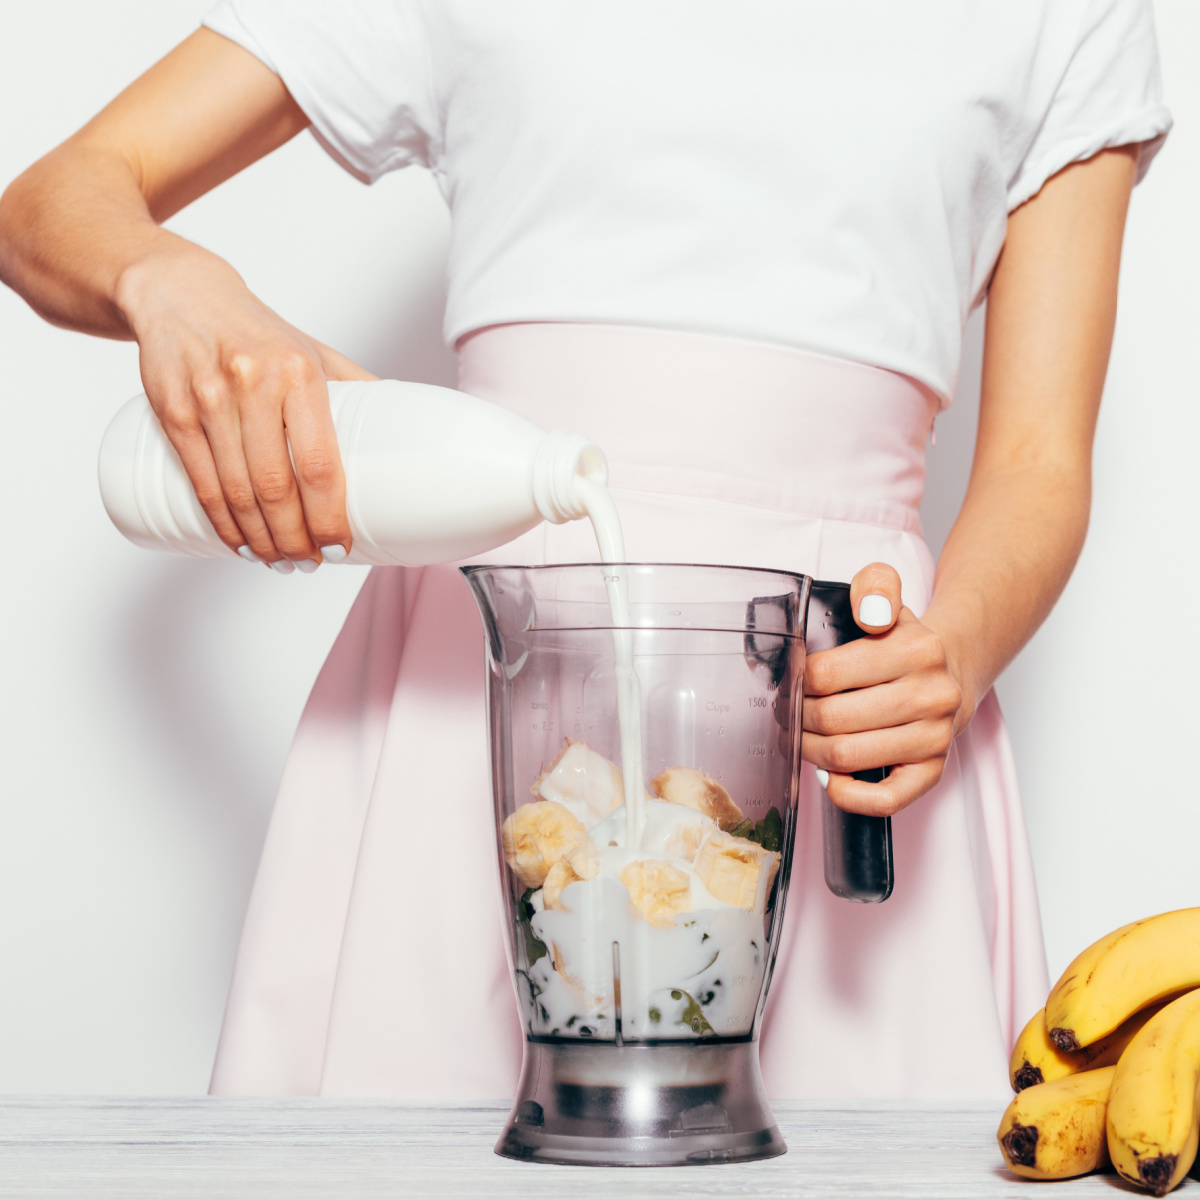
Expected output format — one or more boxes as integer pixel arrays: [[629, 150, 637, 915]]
[[807, 581, 895, 903]]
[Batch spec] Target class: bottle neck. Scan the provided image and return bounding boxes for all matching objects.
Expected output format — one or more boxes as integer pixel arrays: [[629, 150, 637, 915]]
[[532, 430, 609, 524]]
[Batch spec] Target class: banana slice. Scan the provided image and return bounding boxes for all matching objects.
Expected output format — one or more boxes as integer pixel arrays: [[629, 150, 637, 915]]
[[501, 800, 589, 889], [534, 739, 626, 826], [693, 831, 780, 911], [543, 839, 600, 911], [651, 766, 744, 832], [663, 818, 713, 864], [620, 859, 693, 928]]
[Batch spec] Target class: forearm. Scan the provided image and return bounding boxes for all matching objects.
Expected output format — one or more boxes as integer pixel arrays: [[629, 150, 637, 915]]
[[0, 144, 224, 340], [922, 458, 1090, 731], [923, 146, 1137, 735], [0, 28, 306, 341]]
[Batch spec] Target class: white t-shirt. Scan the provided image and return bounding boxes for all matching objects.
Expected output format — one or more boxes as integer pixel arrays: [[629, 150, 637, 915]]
[[203, 0, 1170, 403]]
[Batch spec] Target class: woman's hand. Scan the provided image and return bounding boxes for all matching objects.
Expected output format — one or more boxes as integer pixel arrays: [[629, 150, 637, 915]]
[[118, 239, 374, 571], [802, 563, 968, 817]]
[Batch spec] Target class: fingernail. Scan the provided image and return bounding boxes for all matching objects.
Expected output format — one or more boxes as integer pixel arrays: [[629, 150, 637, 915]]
[[815, 769, 830, 789], [320, 544, 348, 564], [859, 594, 893, 627], [269, 560, 295, 575], [295, 558, 319, 574], [237, 545, 262, 564]]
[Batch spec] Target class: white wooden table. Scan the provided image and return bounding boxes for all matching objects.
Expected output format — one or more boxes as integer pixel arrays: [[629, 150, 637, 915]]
[[2, 1098, 1195, 1198]]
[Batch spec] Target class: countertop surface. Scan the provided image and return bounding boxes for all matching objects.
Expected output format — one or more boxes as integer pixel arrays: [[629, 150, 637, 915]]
[[1, 1097, 1195, 1198]]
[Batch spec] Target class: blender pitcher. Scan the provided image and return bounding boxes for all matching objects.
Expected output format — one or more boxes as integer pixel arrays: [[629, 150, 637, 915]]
[[463, 562, 811, 1166]]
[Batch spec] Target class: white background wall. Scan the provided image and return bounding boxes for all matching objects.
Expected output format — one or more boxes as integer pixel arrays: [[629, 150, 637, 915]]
[[0, 1, 1196, 1094]]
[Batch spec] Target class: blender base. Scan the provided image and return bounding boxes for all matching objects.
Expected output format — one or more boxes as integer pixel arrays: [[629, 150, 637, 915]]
[[495, 1040, 786, 1167]]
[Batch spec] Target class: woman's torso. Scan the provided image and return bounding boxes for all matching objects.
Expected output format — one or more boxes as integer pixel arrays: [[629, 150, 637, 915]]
[[205, 0, 1169, 405]]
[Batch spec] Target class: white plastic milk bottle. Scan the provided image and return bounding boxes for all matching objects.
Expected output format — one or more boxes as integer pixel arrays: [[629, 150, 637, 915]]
[[98, 380, 609, 566]]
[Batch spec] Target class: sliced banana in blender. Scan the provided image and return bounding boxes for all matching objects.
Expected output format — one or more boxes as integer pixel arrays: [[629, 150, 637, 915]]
[[543, 839, 601, 910], [651, 766, 745, 832], [501, 800, 590, 889], [663, 816, 715, 864], [693, 831, 780, 911], [533, 738, 626, 826], [620, 859, 693, 927]]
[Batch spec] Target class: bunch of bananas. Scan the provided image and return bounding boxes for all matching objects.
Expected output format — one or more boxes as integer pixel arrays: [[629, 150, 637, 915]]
[[996, 907, 1200, 1194]]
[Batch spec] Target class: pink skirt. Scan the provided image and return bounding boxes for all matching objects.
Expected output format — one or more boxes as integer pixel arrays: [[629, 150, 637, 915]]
[[209, 323, 1048, 1100]]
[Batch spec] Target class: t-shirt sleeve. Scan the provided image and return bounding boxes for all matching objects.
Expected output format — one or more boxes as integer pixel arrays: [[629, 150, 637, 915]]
[[1007, 0, 1172, 210], [202, 0, 434, 184]]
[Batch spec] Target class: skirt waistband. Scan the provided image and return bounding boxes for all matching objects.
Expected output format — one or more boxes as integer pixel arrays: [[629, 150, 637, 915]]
[[456, 323, 939, 535]]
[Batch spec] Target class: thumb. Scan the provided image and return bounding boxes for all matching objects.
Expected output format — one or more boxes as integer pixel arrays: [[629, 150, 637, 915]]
[[849, 562, 902, 634]]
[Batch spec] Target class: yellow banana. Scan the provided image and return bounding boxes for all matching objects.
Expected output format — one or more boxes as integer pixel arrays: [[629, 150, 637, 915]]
[[533, 738, 625, 825], [501, 801, 589, 889], [997, 1065, 1115, 1179], [1107, 988, 1200, 1196], [651, 766, 745, 831], [1010, 1000, 1170, 1092], [692, 830, 779, 912], [542, 839, 600, 911], [1045, 908, 1200, 1051], [619, 860, 692, 928]]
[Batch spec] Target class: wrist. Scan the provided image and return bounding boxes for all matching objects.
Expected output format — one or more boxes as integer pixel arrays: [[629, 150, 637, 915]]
[[920, 609, 982, 735], [112, 232, 240, 340]]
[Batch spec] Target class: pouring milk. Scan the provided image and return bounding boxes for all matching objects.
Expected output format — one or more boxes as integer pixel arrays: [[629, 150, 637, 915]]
[[99, 379, 783, 1041]]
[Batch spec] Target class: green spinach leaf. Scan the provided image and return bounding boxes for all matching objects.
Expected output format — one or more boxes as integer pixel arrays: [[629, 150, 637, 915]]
[[749, 806, 783, 853], [669, 988, 715, 1036], [517, 887, 549, 967]]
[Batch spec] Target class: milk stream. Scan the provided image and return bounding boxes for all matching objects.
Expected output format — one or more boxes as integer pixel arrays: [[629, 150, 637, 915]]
[[573, 476, 647, 851]]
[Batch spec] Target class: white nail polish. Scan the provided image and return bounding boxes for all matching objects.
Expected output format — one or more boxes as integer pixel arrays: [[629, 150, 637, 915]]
[[815, 768, 830, 789], [320, 544, 348, 564], [859, 594, 893, 627], [237, 545, 262, 564], [295, 558, 319, 574], [269, 560, 295, 575]]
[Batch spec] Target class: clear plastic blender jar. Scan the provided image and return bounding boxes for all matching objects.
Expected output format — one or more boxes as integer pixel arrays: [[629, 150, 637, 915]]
[[463, 563, 810, 1166]]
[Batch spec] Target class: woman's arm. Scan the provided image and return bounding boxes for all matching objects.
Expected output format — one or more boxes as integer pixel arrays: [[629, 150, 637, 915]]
[[803, 145, 1140, 816], [0, 29, 371, 569], [924, 145, 1138, 728]]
